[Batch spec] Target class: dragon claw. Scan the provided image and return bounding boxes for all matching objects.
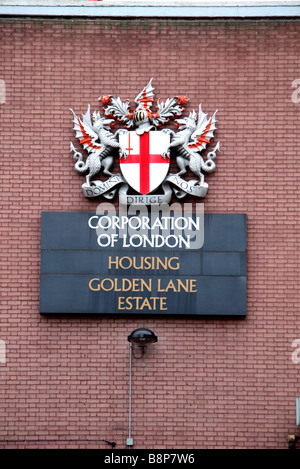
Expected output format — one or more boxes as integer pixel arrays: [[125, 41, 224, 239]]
[[120, 151, 128, 161]]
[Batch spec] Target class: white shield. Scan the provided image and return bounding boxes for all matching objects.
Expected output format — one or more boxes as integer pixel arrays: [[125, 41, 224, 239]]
[[119, 131, 170, 195]]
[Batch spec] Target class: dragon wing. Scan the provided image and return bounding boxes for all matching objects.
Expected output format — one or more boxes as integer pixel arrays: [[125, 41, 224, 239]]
[[135, 78, 188, 126], [134, 78, 155, 116], [70, 105, 102, 154], [188, 105, 218, 153]]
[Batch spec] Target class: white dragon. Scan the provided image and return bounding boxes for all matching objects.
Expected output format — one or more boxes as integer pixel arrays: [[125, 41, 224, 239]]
[[162, 105, 220, 184], [69, 80, 219, 193], [70, 105, 128, 186]]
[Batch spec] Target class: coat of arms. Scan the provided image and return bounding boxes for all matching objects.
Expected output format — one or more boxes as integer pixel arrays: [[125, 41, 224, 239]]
[[70, 78, 220, 204]]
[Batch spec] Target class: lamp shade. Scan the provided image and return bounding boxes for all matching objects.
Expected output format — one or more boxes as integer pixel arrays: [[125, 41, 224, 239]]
[[128, 328, 157, 345]]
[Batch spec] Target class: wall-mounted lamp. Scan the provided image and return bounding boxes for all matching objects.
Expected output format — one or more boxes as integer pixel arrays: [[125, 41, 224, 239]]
[[127, 328, 158, 448], [128, 327, 157, 358]]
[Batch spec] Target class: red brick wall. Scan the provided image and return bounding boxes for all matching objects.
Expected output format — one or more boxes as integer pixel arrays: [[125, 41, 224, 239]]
[[0, 17, 300, 449]]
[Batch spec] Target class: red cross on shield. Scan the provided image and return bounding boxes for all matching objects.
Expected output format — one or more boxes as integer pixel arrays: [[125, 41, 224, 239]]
[[119, 131, 170, 195]]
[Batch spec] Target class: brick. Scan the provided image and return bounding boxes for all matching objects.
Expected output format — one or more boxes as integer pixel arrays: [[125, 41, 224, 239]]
[[0, 16, 300, 450]]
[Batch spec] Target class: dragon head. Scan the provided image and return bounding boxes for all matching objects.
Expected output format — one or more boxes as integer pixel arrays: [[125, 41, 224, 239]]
[[175, 110, 197, 131], [92, 111, 115, 131]]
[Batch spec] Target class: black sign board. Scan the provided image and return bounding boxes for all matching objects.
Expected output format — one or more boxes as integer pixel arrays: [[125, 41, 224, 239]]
[[39, 211, 246, 317]]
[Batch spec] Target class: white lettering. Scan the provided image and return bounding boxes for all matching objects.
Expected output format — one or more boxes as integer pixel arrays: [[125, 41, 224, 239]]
[[88, 215, 99, 229], [88, 203, 204, 250], [97, 234, 111, 247]]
